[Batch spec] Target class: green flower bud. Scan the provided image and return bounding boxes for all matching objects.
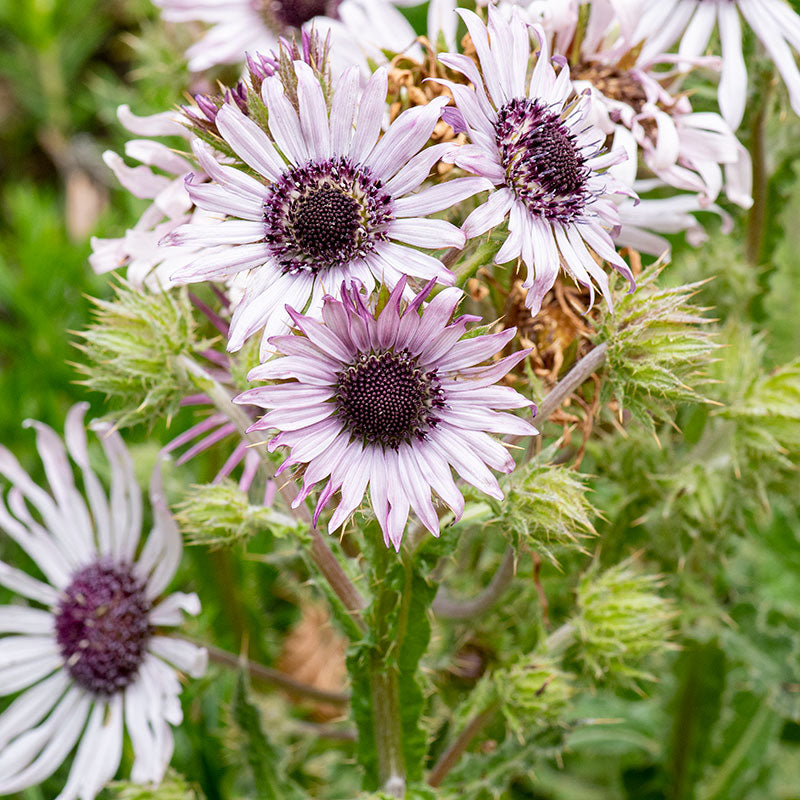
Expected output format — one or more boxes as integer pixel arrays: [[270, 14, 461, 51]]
[[573, 557, 676, 683], [175, 481, 299, 549], [495, 462, 596, 562], [596, 264, 718, 430], [75, 282, 212, 428]]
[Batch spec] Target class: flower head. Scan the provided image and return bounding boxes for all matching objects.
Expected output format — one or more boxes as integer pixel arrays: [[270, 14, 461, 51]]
[[0, 404, 206, 797], [235, 279, 538, 550], [165, 61, 490, 357], [152, 0, 421, 74], [438, 8, 636, 314], [635, 0, 800, 129]]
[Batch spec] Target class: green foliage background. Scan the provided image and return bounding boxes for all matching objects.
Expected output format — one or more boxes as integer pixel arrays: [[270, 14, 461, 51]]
[[1, 1, 800, 799]]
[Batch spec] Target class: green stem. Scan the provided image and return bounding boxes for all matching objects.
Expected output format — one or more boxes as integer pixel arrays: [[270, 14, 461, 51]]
[[745, 75, 770, 267], [370, 664, 406, 797], [368, 545, 407, 796]]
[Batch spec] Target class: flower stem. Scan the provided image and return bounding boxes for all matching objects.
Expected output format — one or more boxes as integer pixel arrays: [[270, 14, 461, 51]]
[[370, 664, 406, 797], [433, 547, 515, 619], [198, 641, 351, 705], [427, 707, 497, 787], [746, 61, 773, 268], [177, 354, 367, 630]]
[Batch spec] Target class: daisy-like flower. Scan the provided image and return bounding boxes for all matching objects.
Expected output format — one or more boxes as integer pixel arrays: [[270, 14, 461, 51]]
[[235, 279, 538, 551], [90, 105, 222, 291], [0, 404, 207, 797], [164, 61, 490, 357], [153, 0, 435, 74], [635, 0, 800, 129], [437, 8, 636, 315], [572, 26, 752, 208]]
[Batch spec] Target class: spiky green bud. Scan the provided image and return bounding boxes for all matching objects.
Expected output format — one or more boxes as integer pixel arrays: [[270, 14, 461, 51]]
[[573, 557, 676, 683], [461, 657, 575, 738], [75, 282, 211, 428], [107, 771, 202, 800], [493, 462, 596, 562], [596, 265, 717, 429], [175, 481, 299, 549]]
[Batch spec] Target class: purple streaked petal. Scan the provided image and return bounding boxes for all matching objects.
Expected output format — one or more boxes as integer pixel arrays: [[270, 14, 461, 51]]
[[329, 446, 372, 533], [405, 286, 464, 354], [397, 445, 439, 536], [216, 103, 285, 181], [170, 242, 272, 283], [441, 349, 530, 390], [392, 176, 492, 217], [349, 67, 388, 161], [163, 219, 265, 247], [175, 423, 237, 465], [365, 97, 449, 179], [462, 189, 514, 238], [184, 177, 264, 222], [330, 66, 360, 154], [435, 327, 516, 372], [263, 79, 308, 165], [372, 242, 455, 286], [387, 218, 465, 250], [446, 407, 537, 437], [295, 61, 331, 160], [285, 308, 356, 363], [429, 427, 503, 500], [410, 442, 464, 521], [242, 356, 337, 386], [384, 142, 453, 197], [263, 403, 335, 431]]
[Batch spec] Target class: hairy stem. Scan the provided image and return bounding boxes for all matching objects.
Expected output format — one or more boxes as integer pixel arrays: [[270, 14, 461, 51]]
[[371, 665, 407, 797], [178, 354, 367, 630], [199, 641, 351, 705], [433, 547, 515, 619], [427, 707, 497, 787]]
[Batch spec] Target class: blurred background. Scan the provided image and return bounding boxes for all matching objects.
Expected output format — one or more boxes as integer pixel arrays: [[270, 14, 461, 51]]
[[2, 1, 800, 798]]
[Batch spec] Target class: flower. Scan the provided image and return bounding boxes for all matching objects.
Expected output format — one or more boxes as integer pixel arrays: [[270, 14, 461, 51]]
[[437, 8, 636, 314], [234, 279, 538, 551], [635, 0, 800, 129], [571, 22, 752, 208], [90, 105, 220, 291], [152, 0, 424, 74], [0, 404, 207, 797], [165, 61, 490, 357]]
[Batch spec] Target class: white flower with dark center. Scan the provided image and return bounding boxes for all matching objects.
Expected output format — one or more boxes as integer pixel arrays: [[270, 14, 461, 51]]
[[152, 0, 439, 74], [0, 404, 207, 798], [635, 0, 800, 129], [437, 7, 635, 314], [165, 62, 489, 357], [235, 279, 538, 551]]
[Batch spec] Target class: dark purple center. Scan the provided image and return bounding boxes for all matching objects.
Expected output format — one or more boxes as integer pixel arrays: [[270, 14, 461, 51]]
[[55, 560, 151, 696], [263, 156, 393, 274], [335, 350, 445, 449], [291, 188, 362, 262], [495, 98, 590, 223], [269, 0, 340, 28]]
